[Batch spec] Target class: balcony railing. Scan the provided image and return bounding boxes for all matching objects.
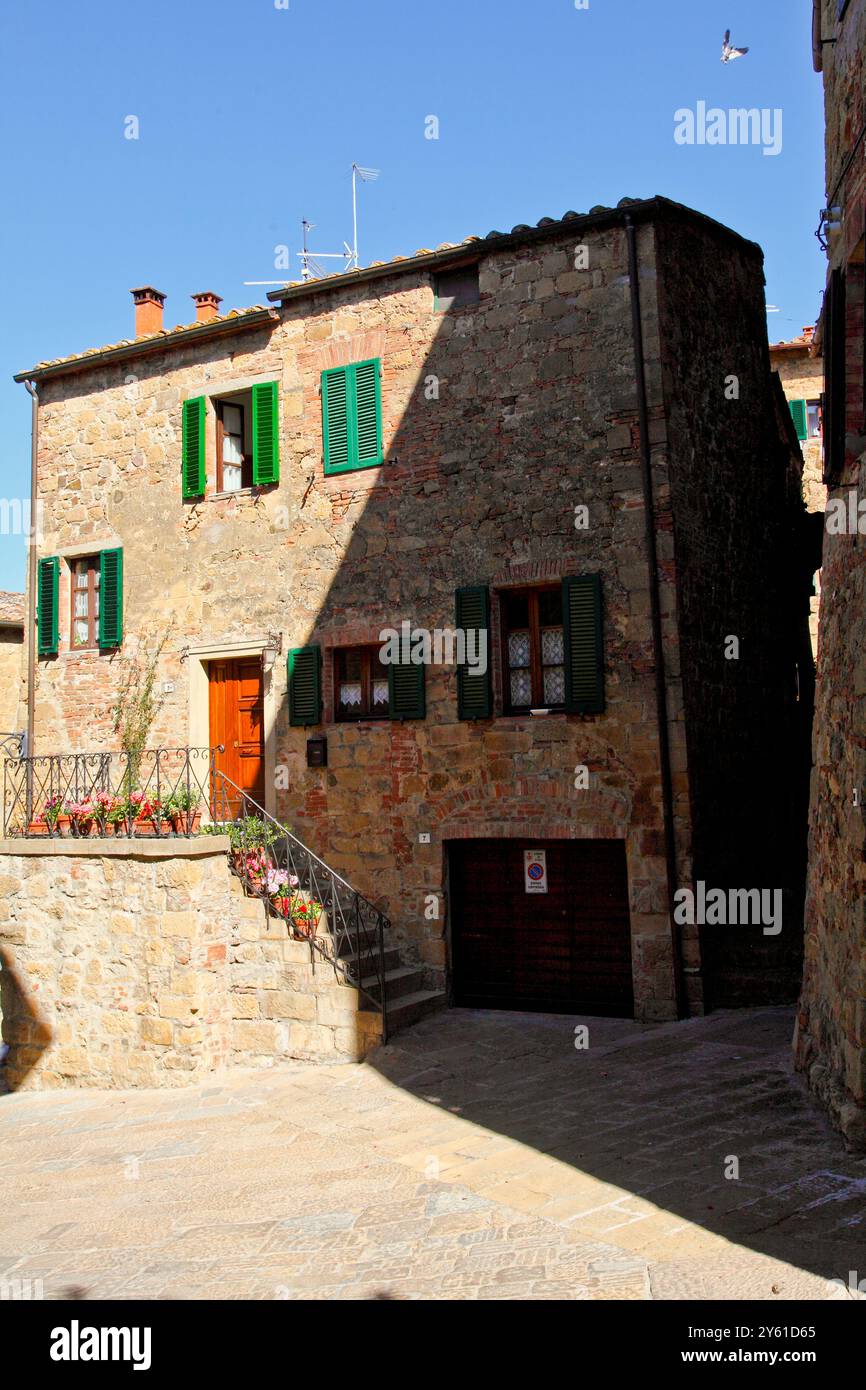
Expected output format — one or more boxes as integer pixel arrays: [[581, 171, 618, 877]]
[[2, 747, 215, 839]]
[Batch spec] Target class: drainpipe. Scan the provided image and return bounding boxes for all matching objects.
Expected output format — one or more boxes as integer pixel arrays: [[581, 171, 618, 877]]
[[24, 379, 38, 769], [623, 214, 686, 1018]]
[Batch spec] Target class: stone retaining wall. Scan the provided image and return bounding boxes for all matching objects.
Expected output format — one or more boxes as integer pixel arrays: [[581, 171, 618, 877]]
[[0, 840, 381, 1091]]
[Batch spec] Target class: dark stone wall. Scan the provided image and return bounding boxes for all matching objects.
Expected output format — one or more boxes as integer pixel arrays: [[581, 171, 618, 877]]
[[654, 211, 811, 1007]]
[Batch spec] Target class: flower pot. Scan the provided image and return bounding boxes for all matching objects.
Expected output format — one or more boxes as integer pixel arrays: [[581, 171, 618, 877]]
[[133, 817, 157, 838], [27, 820, 49, 836], [171, 810, 202, 836], [70, 818, 94, 838]]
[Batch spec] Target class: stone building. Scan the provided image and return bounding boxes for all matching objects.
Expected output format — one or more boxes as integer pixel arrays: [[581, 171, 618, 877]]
[[796, 0, 866, 1147], [10, 194, 811, 1044], [0, 593, 24, 735], [769, 329, 826, 651]]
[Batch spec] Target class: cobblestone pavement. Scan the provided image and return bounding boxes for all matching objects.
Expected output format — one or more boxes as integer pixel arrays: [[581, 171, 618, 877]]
[[2, 1007, 864, 1300]]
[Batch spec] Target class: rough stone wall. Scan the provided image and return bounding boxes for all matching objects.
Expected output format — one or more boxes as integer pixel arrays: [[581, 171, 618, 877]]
[[23, 202, 795, 1022], [654, 216, 811, 1008], [26, 216, 688, 1021], [769, 346, 826, 652], [795, 0, 866, 1149], [0, 628, 23, 732], [0, 842, 380, 1090]]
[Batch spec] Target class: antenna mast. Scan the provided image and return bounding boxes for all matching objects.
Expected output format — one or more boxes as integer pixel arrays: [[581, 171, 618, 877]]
[[243, 164, 380, 287]]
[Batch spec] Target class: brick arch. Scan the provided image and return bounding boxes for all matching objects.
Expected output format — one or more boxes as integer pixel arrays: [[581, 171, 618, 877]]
[[432, 775, 631, 841]]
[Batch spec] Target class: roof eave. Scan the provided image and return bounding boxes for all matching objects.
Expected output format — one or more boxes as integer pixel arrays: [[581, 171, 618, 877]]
[[266, 195, 761, 306], [14, 307, 280, 385]]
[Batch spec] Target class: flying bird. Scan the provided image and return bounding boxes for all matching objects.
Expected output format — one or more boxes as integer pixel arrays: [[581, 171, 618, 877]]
[[721, 29, 749, 62]]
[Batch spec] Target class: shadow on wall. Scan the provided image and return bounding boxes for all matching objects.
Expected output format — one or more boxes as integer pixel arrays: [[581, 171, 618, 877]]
[[0, 947, 52, 1091], [274, 229, 660, 1000]]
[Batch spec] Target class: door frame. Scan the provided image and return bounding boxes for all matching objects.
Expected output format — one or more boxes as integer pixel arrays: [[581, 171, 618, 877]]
[[186, 637, 278, 817]]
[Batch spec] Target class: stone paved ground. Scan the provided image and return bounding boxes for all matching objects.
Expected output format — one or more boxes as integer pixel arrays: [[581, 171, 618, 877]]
[[2, 1007, 865, 1300]]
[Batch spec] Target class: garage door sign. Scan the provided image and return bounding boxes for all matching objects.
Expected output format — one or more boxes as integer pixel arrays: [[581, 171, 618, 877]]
[[523, 849, 548, 894]]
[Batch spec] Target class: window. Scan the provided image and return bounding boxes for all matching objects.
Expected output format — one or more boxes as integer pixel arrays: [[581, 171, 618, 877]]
[[322, 360, 383, 474], [806, 400, 822, 438], [335, 646, 390, 721], [71, 556, 100, 649], [216, 396, 252, 492], [434, 264, 480, 312], [501, 586, 566, 713], [37, 548, 122, 657], [182, 382, 279, 500]]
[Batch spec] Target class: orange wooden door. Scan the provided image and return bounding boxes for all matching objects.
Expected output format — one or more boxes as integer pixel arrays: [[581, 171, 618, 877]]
[[209, 659, 265, 815]]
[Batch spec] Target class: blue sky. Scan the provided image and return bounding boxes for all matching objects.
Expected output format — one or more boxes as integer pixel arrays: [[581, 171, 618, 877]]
[[0, 0, 825, 590]]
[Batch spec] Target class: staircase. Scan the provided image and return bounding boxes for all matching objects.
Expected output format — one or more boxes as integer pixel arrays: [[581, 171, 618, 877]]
[[213, 770, 445, 1047]]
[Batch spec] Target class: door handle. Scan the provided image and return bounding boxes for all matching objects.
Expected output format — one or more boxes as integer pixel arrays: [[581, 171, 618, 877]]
[[233, 740, 239, 749]]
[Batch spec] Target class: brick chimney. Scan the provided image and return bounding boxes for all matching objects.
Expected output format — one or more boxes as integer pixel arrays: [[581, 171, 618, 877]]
[[192, 292, 223, 324], [802, 325, 814, 342], [130, 287, 166, 337]]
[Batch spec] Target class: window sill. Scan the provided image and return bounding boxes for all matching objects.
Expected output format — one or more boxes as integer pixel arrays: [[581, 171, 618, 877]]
[[323, 463, 385, 480], [208, 487, 261, 501], [502, 708, 567, 720], [58, 646, 118, 659], [334, 718, 390, 726]]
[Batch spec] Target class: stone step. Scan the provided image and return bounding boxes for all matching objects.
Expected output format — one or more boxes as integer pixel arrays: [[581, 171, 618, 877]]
[[382, 989, 447, 1034], [360, 965, 428, 1004]]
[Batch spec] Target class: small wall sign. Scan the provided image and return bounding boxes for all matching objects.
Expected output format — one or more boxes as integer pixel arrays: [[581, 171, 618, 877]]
[[524, 849, 548, 894]]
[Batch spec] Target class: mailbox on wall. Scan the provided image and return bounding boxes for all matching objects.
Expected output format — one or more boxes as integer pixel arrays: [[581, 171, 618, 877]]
[[306, 736, 327, 768]]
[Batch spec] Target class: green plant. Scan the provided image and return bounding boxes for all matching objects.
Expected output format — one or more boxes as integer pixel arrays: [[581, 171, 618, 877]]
[[109, 624, 174, 791], [225, 815, 278, 853], [164, 786, 200, 816]]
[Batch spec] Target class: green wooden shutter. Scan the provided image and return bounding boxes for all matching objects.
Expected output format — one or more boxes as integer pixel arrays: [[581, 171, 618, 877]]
[[562, 574, 605, 715], [789, 399, 807, 441], [322, 360, 382, 473], [353, 359, 382, 466], [288, 645, 322, 727], [98, 548, 123, 648], [37, 557, 59, 657], [456, 585, 492, 719], [182, 396, 206, 499], [388, 659, 426, 721], [252, 381, 279, 486], [322, 367, 350, 473]]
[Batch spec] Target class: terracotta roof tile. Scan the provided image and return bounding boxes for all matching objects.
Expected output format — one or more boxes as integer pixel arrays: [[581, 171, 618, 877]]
[[16, 197, 758, 381], [26, 304, 271, 373]]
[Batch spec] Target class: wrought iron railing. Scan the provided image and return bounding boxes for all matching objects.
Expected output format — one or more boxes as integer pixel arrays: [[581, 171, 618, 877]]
[[210, 769, 388, 1037], [2, 747, 215, 839], [0, 733, 25, 760]]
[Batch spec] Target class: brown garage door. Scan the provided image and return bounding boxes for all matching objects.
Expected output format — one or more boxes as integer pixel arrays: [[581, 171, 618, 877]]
[[449, 838, 633, 1017]]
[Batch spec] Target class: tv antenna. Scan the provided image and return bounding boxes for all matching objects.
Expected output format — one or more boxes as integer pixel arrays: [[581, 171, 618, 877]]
[[243, 164, 380, 287]]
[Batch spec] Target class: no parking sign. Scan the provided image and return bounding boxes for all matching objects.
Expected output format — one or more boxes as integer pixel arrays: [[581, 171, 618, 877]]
[[523, 849, 548, 894]]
